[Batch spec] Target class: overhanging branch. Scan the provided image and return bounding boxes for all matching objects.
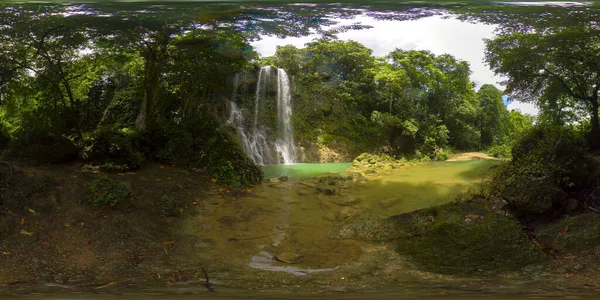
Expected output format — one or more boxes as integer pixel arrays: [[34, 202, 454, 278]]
[[542, 67, 587, 101]]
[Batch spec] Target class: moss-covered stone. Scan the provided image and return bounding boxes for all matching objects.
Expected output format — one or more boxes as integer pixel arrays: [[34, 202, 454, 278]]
[[329, 214, 401, 242], [331, 198, 547, 275], [316, 186, 336, 195], [318, 175, 347, 185], [537, 213, 600, 254], [388, 199, 546, 274], [350, 152, 414, 175]]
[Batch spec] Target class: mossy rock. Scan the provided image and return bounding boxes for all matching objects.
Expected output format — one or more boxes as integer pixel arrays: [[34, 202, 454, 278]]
[[329, 214, 401, 242], [318, 175, 346, 185], [316, 186, 336, 195], [387, 199, 546, 275], [537, 213, 600, 254], [352, 153, 394, 167]]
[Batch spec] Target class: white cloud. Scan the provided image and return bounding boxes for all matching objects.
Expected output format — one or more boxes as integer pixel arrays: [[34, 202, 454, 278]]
[[507, 101, 540, 116], [335, 14, 505, 90], [251, 34, 318, 57]]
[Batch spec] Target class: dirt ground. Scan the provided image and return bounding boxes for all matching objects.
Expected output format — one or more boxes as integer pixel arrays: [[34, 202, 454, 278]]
[[0, 162, 220, 290], [1, 161, 600, 297], [447, 152, 500, 161]]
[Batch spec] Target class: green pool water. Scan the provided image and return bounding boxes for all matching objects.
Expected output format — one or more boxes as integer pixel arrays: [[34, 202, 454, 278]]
[[261, 163, 352, 179]]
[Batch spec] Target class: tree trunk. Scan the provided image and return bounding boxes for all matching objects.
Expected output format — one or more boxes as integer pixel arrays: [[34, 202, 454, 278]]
[[590, 96, 600, 150], [137, 46, 160, 130]]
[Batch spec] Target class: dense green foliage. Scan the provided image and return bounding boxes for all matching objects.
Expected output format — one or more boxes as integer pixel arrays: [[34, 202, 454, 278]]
[[89, 176, 133, 208], [484, 10, 600, 149], [490, 125, 600, 216], [0, 6, 264, 186], [2, 132, 78, 164], [266, 40, 529, 159], [0, 3, 533, 185]]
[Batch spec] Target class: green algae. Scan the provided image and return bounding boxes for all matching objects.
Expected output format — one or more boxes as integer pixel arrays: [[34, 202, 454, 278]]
[[261, 163, 352, 179]]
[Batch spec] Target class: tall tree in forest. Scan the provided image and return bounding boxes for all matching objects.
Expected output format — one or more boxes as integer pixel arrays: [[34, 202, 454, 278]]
[[477, 84, 506, 148], [485, 11, 600, 148], [388, 49, 478, 150]]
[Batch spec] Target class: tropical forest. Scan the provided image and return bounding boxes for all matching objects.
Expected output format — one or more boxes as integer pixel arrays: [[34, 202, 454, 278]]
[[0, 1, 600, 298]]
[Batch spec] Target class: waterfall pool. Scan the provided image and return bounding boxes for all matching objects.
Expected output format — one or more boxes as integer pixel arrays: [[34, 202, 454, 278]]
[[261, 162, 352, 179]]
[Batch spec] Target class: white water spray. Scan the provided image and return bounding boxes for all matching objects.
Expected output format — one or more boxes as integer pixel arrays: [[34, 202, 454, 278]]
[[228, 66, 296, 165]]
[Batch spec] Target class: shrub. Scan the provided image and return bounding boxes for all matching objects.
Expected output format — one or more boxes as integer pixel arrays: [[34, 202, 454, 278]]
[[82, 125, 145, 171], [89, 175, 133, 208], [491, 125, 600, 216], [3, 131, 78, 164], [154, 123, 195, 165], [487, 144, 511, 159], [202, 128, 263, 187], [434, 149, 449, 161], [0, 124, 8, 151]]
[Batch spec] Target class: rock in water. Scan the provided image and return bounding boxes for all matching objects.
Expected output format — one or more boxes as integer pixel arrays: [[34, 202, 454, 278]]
[[274, 252, 303, 264], [378, 197, 401, 208], [333, 196, 361, 206], [316, 186, 336, 195], [337, 207, 358, 221]]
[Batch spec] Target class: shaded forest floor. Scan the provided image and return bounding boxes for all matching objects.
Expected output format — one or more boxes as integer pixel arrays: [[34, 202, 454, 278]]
[[1, 160, 600, 297]]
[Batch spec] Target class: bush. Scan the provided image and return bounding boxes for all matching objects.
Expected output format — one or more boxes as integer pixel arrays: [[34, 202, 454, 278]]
[[89, 175, 133, 208], [151, 113, 263, 188], [201, 128, 263, 187], [82, 125, 145, 171], [0, 124, 8, 151], [491, 125, 600, 216], [154, 123, 195, 165], [2, 131, 78, 164], [434, 149, 450, 161], [487, 144, 511, 159]]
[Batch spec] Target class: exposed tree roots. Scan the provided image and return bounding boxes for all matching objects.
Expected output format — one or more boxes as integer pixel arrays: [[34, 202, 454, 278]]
[[523, 227, 560, 259]]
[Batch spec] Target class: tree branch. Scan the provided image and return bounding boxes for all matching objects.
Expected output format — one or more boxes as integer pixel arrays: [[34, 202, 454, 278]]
[[542, 67, 587, 101]]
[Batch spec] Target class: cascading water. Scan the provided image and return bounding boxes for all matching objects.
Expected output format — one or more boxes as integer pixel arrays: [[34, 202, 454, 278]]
[[228, 66, 296, 165], [228, 101, 272, 166], [275, 69, 296, 165]]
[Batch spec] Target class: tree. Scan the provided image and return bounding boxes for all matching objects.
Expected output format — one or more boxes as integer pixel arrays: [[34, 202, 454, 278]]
[[164, 28, 256, 120], [388, 49, 478, 150], [477, 84, 506, 148], [506, 109, 535, 141], [485, 16, 600, 148], [0, 13, 99, 139]]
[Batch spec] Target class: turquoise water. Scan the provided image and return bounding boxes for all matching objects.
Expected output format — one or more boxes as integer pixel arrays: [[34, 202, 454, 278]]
[[261, 163, 352, 179]]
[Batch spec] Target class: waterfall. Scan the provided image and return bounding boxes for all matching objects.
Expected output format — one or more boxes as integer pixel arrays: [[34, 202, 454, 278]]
[[275, 69, 296, 165], [228, 66, 296, 165], [228, 101, 272, 166]]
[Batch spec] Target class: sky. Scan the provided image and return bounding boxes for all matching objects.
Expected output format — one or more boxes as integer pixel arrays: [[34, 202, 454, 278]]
[[250, 13, 540, 116]]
